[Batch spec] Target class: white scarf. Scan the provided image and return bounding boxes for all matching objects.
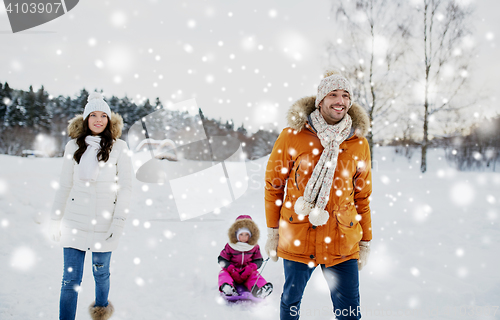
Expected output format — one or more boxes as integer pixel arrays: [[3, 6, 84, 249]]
[[78, 135, 101, 182], [228, 242, 255, 252], [294, 109, 352, 226]]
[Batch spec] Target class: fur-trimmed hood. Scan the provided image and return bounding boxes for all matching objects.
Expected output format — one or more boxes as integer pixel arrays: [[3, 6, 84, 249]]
[[227, 217, 260, 246], [67, 112, 124, 139], [286, 96, 370, 137]]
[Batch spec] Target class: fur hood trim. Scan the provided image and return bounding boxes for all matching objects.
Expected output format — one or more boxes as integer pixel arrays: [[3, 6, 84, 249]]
[[228, 218, 260, 246], [286, 96, 370, 137], [67, 112, 124, 139]]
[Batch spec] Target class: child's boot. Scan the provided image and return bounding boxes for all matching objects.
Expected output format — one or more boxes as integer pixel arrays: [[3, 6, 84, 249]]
[[220, 283, 238, 296], [252, 282, 273, 298]]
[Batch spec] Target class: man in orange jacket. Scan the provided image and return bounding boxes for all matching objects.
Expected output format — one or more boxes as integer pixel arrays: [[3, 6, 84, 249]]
[[264, 69, 372, 320]]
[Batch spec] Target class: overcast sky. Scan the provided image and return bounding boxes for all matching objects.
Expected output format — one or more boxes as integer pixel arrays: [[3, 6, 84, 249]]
[[0, 0, 499, 133]]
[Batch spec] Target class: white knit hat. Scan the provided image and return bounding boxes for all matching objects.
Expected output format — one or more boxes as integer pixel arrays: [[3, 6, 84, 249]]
[[83, 92, 112, 120], [315, 70, 353, 108], [236, 227, 252, 240]]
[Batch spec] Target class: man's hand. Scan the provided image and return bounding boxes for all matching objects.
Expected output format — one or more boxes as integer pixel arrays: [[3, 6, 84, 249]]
[[265, 228, 279, 262], [358, 241, 371, 270]]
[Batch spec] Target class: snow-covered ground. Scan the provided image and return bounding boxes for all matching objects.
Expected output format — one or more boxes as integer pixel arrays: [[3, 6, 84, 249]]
[[1, 147, 499, 320]]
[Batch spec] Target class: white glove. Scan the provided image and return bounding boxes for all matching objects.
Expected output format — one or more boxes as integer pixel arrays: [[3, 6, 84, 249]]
[[265, 228, 279, 262], [358, 241, 371, 270], [105, 223, 122, 243], [49, 220, 61, 242]]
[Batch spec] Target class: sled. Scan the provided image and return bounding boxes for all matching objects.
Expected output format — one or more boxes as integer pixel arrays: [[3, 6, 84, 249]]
[[221, 284, 265, 303]]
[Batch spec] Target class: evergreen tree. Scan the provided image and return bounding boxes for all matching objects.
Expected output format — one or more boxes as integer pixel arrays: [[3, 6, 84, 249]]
[[0, 83, 6, 126], [137, 99, 155, 119], [23, 86, 37, 127], [70, 88, 89, 117], [47, 95, 74, 124], [45, 95, 71, 150], [3, 82, 13, 99], [6, 85, 26, 128], [107, 95, 120, 111], [155, 97, 163, 110], [225, 119, 234, 131], [35, 85, 51, 131], [18, 85, 50, 132], [114, 96, 136, 128], [237, 123, 247, 135]]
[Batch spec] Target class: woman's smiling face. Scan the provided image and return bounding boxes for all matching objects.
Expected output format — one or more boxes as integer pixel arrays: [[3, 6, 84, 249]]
[[88, 111, 109, 135]]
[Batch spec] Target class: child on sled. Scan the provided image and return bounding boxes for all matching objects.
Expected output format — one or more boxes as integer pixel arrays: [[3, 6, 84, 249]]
[[218, 215, 273, 299]]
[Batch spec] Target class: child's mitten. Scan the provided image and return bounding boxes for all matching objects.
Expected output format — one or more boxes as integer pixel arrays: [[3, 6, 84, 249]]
[[240, 263, 258, 280], [227, 264, 244, 283]]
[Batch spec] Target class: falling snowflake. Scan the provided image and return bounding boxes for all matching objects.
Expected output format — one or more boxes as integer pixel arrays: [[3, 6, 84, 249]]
[[11, 247, 36, 271], [450, 182, 475, 206]]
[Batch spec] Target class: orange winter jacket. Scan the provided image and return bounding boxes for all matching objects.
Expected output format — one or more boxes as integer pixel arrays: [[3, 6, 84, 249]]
[[265, 96, 372, 268]]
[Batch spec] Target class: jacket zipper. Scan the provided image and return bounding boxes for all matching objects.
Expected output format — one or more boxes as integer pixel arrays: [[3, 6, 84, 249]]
[[295, 160, 302, 191]]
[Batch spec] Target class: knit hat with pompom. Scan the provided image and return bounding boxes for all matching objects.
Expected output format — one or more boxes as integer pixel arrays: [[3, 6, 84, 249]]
[[315, 69, 353, 108], [83, 92, 112, 120]]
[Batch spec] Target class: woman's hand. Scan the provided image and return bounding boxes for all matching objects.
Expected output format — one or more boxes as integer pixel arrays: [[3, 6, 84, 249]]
[[49, 220, 61, 242], [105, 224, 120, 243]]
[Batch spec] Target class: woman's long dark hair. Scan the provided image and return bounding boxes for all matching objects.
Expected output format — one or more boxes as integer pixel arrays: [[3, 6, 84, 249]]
[[73, 115, 114, 164]]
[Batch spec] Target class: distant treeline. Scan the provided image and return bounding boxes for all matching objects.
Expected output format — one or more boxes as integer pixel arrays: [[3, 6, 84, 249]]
[[441, 117, 500, 171], [0, 82, 278, 159], [388, 116, 500, 171]]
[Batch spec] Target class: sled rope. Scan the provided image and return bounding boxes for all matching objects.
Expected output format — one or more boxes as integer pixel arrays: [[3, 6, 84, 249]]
[[251, 257, 270, 293]]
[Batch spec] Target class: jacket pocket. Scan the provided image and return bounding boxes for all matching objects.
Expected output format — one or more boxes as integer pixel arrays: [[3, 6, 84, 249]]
[[333, 204, 362, 256], [282, 194, 311, 225], [278, 220, 310, 255]]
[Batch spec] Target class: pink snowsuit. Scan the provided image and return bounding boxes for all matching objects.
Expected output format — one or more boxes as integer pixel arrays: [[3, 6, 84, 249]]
[[218, 243, 268, 291], [217, 215, 268, 292]]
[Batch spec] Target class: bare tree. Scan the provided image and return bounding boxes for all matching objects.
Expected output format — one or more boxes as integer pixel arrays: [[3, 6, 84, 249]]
[[416, 0, 474, 172], [328, 0, 412, 163]]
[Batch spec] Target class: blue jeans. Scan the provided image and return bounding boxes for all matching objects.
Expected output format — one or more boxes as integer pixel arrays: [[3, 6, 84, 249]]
[[280, 259, 361, 320], [59, 248, 112, 320]]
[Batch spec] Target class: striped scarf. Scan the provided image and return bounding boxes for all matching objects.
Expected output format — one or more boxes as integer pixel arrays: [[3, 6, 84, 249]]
[[294, 109, 352, 226]]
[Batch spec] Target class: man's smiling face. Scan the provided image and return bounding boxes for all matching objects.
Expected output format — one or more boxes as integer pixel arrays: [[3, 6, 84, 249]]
[[318, 89, 351, 125]]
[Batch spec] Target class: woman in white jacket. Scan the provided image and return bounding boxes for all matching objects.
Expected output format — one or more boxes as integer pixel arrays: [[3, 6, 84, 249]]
[[50, 92, 132, 320]]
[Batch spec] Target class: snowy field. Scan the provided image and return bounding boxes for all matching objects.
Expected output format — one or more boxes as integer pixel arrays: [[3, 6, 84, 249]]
[[0, 146, 499, 320]]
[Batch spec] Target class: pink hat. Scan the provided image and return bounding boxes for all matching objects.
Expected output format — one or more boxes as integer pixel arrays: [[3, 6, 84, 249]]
[[236, 215, 252, 220]]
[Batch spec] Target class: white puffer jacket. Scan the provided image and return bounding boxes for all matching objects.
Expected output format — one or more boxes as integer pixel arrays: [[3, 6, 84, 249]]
[[51, 113, 133, 252]]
